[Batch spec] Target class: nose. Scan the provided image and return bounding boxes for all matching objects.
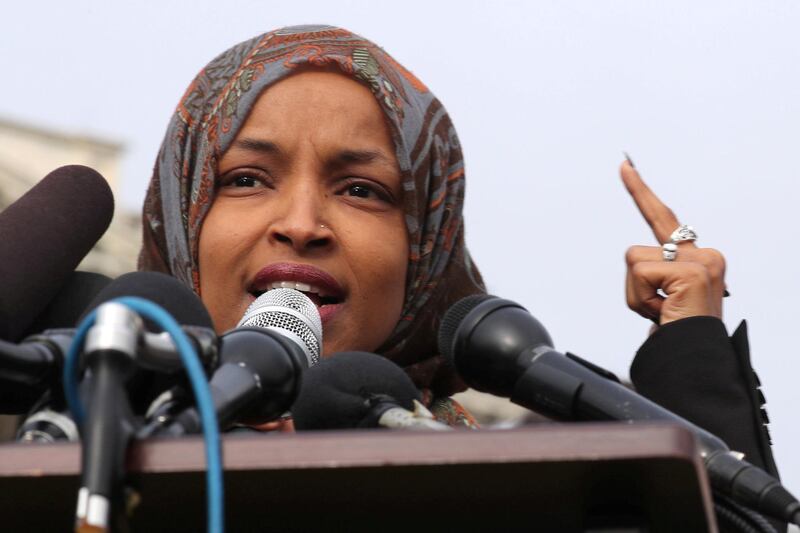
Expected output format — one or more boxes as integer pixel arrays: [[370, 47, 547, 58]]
[[268, 185, 332, 253]]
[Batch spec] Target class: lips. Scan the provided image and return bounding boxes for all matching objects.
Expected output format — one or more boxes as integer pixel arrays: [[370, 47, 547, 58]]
[[248, 262, 346, 323]]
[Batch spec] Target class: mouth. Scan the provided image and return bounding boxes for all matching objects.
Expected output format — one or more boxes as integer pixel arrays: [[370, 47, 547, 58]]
[[249, 280, 343, 307], [247, 263, 346, 315]]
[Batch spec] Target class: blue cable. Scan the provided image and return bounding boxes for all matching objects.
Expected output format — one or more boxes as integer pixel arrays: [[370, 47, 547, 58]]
[[63, 297, 224, 533], [63, 307, 96, 426]]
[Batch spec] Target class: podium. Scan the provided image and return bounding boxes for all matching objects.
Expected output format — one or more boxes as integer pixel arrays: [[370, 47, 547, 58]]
[[0, 422, 716, 532]]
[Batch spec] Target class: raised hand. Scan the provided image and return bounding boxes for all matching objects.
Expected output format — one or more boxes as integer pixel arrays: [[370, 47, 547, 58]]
[[621, 159, 726, 325]]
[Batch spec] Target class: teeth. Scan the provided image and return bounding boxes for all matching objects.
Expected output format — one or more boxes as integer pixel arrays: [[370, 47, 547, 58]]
[[265, 281, 327, 296]]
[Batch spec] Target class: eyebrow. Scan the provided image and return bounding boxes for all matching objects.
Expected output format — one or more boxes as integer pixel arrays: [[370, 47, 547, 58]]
[[335, 149, 394, 166], [235, 138, 283, 155], [235, 138, 396, 169]]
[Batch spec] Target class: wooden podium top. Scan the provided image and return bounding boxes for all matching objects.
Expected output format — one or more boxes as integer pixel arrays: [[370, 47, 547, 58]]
[[0, 422, 716, 532]]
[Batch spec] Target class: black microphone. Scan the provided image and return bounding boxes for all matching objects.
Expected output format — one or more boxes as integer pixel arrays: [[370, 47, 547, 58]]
[[79, 271, 213, 329], [24, 271, 113, 336], [13, 271, 214, 432], [292, 351, 449, 431], [3, 272, 217, 417], [0, 272, 112, 414], [72, 271, 217, 530], [438, 294, 800, 525], [0, 328, 74, 414], [12, 271, 215, 437], [76, 271, 218, 413], [151, 288, 321, 436], [0, 165, 114, 342]]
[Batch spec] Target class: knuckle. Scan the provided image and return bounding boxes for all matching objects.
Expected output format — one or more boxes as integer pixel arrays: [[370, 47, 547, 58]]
[[682, 262, 712, 286], [625, 245, 650, 266], [630, 261, 648, 277], [625, 247, 638, 266], [700, 248, 727, 277]]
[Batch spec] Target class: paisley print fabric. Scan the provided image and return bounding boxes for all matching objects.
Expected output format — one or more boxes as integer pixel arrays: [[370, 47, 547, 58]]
[[138, 25, 485, 396]]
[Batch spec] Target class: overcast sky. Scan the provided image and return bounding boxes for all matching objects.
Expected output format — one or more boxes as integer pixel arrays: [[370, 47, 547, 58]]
[[3, 0, 799, 493]]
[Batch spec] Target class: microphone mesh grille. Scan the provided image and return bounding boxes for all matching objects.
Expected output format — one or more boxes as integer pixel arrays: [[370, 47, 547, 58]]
[[437, 294, 493, 361], [237, 288, 322, 365]]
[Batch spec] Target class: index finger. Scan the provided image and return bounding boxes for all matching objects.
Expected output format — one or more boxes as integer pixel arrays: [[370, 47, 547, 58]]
[[620, 159, 694, 247]]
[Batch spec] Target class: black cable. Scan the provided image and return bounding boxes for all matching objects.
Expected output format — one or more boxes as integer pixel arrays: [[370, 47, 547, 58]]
[[714, 493, 778, 533]]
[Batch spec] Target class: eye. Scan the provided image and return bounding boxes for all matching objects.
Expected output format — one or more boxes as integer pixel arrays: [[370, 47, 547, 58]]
[[346, 183, 373, 198], [233, 175, 259, 188], [218, 169, 273, 191], [338, 178, 394, 204]]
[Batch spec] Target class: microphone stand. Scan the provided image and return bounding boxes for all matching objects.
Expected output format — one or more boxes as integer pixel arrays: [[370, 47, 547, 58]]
[[75, 303, 141, 533]]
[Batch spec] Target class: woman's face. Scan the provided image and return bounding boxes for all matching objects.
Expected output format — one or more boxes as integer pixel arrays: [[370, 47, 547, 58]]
[[198, 70, 409, 356]]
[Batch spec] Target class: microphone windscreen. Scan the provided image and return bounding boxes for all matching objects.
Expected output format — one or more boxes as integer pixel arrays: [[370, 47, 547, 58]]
[[23, 272, 112, 336], [437, 294, 492, 363], [0, 165, 114, 341], [81, 271, 213, 329], [78, 271, 213, 415], [292, 351, 421, 430]]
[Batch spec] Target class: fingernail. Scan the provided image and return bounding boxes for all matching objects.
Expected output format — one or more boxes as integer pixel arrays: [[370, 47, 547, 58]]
[[623, 151, 636, 169]]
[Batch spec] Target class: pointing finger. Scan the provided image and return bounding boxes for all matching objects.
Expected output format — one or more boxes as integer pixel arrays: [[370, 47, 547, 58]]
[[620, 159, 695, 248]]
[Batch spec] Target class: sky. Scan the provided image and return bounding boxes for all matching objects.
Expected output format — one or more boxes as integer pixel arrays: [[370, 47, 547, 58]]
[[2, 0, 799, 495]]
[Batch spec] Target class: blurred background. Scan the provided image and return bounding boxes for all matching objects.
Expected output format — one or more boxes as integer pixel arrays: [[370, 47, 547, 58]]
[[1, 0, 798, 492]]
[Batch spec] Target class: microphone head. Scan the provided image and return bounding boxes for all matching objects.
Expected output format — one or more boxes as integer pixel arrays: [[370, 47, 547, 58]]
[[0, 165, 114, 341], [236, 288, 322, 366], [437, 294, 493, 360], [438, 295, 554, 396], [23, 271, 112, 336], [78, 271, 214, 415], [292, 351, 421, 431], [81, 271, 213, 329]]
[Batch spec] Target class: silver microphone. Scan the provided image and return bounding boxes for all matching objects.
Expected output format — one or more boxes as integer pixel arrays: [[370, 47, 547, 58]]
[[147, 289, 323, 437], [237, 288, 323, 368]]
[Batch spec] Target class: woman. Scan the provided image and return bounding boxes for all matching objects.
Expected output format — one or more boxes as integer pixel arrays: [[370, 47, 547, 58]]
[[137, 25, 776, 473]]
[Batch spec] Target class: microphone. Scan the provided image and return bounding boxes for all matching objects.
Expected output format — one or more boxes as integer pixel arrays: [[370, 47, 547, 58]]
[[0, 165, 114, 342], [78, 271, 218, 414], [292, 351, 449, 431], [79, 271, 213, 329], [438, 294, 800, 525], [79, 271, 218, 376], [0, 272, 112, 414], [0, 328, 74, 414], [152, 288, 321, 436], [13, 272, 216, 435], [0, 272, 217, 414], [72, 271, 217, 530], [236, 287, 323, 367], [23, 271, 113, 336]]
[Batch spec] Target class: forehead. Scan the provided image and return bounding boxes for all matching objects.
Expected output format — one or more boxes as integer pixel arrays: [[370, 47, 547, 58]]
[[237, 70, 392, 143]]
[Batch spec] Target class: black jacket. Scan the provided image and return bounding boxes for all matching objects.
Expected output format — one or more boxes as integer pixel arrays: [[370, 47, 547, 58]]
[[631, 316, 781, 530]]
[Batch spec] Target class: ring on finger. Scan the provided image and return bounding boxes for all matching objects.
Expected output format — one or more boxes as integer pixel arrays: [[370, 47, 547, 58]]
[[670, 224, 698, 244], [662, 242, 678, 262]]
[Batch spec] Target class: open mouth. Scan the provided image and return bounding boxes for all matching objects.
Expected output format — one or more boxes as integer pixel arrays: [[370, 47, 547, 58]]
[[249, 281, 343, 308], [248, 263, 347, 321]]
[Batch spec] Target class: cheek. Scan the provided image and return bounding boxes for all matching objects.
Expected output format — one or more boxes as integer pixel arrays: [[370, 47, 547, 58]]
[[198, 206, 232, 288], [347, 214, 409, 335], [199, 201, 256, 274], [197, 202, 255, 331]]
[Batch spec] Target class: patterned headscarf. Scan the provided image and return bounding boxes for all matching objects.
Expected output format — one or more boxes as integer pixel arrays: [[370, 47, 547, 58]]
[[139, 25, 485, 397]]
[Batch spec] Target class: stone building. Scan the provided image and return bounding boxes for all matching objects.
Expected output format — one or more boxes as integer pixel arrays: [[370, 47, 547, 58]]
[[0, 116, 140, 277]]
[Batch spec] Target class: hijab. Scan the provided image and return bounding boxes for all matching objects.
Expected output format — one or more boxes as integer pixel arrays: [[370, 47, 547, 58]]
[[139, 25, 485, 397]]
